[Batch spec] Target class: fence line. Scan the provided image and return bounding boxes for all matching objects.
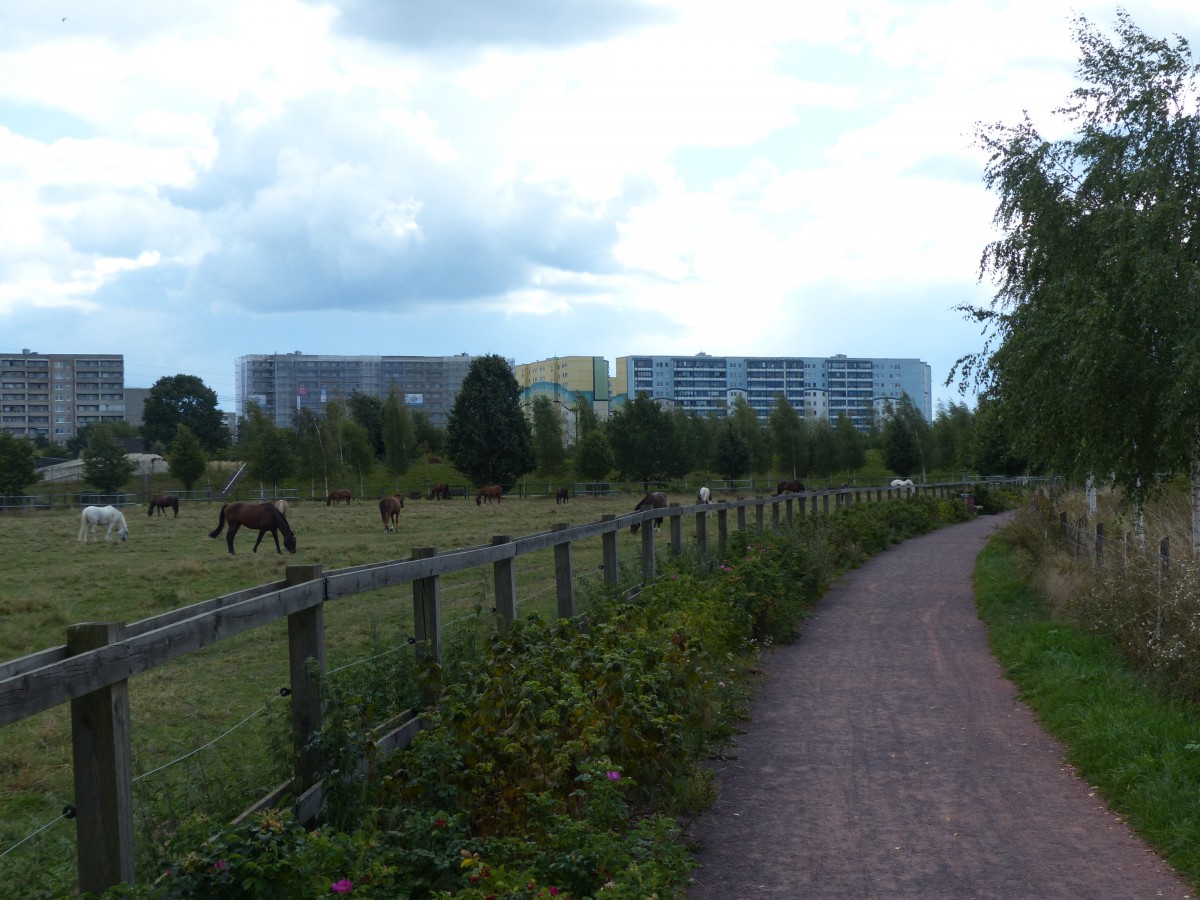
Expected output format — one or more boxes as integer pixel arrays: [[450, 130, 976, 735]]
[[0, 479, 1013, 895]]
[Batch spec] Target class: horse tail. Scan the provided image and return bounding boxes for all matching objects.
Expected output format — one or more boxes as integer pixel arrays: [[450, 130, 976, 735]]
[[208, 504, 228, 539]]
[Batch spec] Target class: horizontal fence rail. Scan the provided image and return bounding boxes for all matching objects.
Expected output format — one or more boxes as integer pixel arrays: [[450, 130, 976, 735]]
[[0, 478, 1027, 895]]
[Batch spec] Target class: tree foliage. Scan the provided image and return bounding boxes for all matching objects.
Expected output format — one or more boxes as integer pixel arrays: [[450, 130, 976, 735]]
[[954, 12, 1200, 505], [142, 375, 228, 453], [445, 354, 534, 487], [0, 432, 41, 496], [82, 424, 136, 492], [606, 394, 682, 489], [167, 425, 208, 491], [531, 396, 566, 475], [713, 419, 751, 480], [768, 396, 808, 479], [382, 390, 415, 479], [348, 391, 385, 457], [881, 396, 929, 479], [573, 426, 613, 481]]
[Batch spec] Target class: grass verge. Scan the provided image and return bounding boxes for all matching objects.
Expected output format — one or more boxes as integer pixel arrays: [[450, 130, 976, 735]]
[[975, 537, 1200, 887]]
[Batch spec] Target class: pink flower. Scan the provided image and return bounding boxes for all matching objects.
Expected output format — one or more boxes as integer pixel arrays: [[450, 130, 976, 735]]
[[331, 878, 353, 893], [606, 770, 621, 781], [548, 888, 560, 896]]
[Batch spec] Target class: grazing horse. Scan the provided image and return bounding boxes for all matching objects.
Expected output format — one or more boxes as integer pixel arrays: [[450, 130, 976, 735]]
[[430, 483, 451, 500], [379, 495, 404, 532], [209, 502, 297, 555], [147, 494, 179, 518], [891, 478, 916, 498], [275, 499, 290, 516], [630, 491, 668, 534], [697, 486, 711, 504], [776, 479, 805, 495], [326, 489, 352, 506], [476, 485, 503, 505], [556, 486, 570, 504], [79, 505, 129, 543]]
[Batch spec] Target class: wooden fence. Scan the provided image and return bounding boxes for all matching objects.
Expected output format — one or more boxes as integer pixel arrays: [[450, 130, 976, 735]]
[[0, 480, 987, 895]]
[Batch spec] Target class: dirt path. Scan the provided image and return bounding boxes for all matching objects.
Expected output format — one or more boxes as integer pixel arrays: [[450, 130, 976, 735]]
[[686, 514, 1193, 899]]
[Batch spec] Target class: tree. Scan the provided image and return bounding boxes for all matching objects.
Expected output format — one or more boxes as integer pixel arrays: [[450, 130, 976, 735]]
[[769, 396, 808, 479], [932, 401, 975, 473], [342, 420, 375, 497], [606, 394, 681, 489], [809, 418, 838, 483], [573, 427, 614, 482], [382, 390, 416, 480], [531, 396, 567, 475], [348, 391, 385, 457], [445, 354, 534, 487], [292, 407, 332, 498], [729, 397, 771, 474], [83, 424, 136, 493], [246, 411, 295, 495], [954, 12, 1200, 542], [0, 432, 41, 496], [410, 409, 445, 455], [713, 419, 751, 480], [142, 375, 228, 453], [881, 396, 929, 479], [833, 413, 866, 478], [168, 425, 208, 491]]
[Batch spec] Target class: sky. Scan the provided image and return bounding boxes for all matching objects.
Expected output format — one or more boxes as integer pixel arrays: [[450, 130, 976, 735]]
[[2, 2, 1199, 413]]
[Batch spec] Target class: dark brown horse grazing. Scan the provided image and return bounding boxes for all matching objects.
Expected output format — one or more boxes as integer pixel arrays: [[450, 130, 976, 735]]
[[476, 485, 503, 505], [430, 483, 451, 500], [776, 479, 805, 495], [379, 495, 403, 532], [556, 486, 570, 504], [209, 502, 297, 555], [326, 489, 352, 506], [147, 494, 179, 517], [630, 491, 668, 533]]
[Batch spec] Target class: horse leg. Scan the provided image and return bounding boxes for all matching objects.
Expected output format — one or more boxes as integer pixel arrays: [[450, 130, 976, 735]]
[[226, 522, 240, 555]]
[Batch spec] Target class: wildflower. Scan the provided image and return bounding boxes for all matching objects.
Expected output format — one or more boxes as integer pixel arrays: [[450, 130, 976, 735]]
[[549, 888, 561, 896], [331, 878, 353, 893], [434, 817, 446, 827], [606, 770, 621, 781], [212, 859, 229, 871]]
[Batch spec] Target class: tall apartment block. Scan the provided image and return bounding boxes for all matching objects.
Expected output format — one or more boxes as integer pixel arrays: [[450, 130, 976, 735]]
[[235, 353, 486, 428], [514, 356, 612, 434], [0, 350, 125, 441], [612, 353, 932, 430]]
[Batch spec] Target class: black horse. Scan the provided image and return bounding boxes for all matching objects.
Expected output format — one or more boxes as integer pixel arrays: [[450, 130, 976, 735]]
[[776, 479, 805, 495], [209, 502, 297, 555], [630, 491, 668, 533]]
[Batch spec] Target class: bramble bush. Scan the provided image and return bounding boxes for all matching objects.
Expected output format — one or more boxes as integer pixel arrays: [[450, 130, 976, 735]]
[[98, 495, 976, 899]]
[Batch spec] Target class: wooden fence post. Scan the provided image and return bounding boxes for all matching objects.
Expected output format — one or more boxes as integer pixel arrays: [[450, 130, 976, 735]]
[[641, 517, 656, 583], [411, 547, 442, 705], [601, 515, 618, 588], [717, 507, 728, 555], [822, 492, 830, 514], [68, 621, 135, 896], [552, 524, 574, 620], [771, 500, 780, 529], [737, 505, 747, 532], [755, 500, 764, 531], [285, 564, 325, 791], [669, 505, 683, 556], [491, 536, 516, 629], [785, 498, 794, 527], [695, 509, 708, 569]]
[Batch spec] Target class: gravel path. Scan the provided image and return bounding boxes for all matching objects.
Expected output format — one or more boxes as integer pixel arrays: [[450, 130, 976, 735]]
[[686, 513, 1194, 899]]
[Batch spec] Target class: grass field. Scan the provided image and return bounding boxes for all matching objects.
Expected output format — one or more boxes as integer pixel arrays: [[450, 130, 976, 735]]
[[0, 488, 735, 895]]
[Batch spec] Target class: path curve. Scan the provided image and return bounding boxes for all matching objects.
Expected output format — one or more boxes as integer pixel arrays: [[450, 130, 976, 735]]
[[687, 514, 1193, 899]]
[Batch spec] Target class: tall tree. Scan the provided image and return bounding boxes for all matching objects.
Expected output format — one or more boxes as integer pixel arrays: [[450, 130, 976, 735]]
[[410, 409, 445, 455], [932, 401, 975, 473], [341, 420, 375, 497], [713, 419, 751, 480], [382, 389, 416, 480], [168, 424, 208, 491], [881, 397, 929, 479], [809, 418, 838, 483], [954, 12, 1200, 542], [292, 407, 332, 498], [445, 354, 534, 487], [142, 375, 228, 453], [768, 395, 808, 479], [833, 413, 866, 478], [0, 432, 41, 496], [82, 424, 136, 493], [348, 390, 385, 457], [573, 426, 614, 482], [606, 394, 680, 490], [729, 397, 771, 474], [246, 415, 295, 495], [531, 396, 567, 475]]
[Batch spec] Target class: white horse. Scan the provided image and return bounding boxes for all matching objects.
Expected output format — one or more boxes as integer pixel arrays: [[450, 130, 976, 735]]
[[79, 505, 129, 543], [274, 499, 290, 516], [697, 486, 711, 504], [890, 478, 916, 498]]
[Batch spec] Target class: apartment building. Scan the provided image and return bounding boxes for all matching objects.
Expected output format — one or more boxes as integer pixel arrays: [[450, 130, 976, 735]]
[[235, 352, 487, 428], [0, 350, 126, 442], [514, 356, 612, 438], [612, 353, 932, 430]]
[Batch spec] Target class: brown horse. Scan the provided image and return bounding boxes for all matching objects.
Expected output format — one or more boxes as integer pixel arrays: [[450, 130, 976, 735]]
[[776, 479, 805, 495], [630, 491, 668, 533], [379, 495, 403, 532], [209, 502, 297, 555], [147, 493, 179, 518], [430, 483, 451, 500], [326, 489, 352, 506], [476, 485, 503, 505], [556, 486, 570, 504]]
